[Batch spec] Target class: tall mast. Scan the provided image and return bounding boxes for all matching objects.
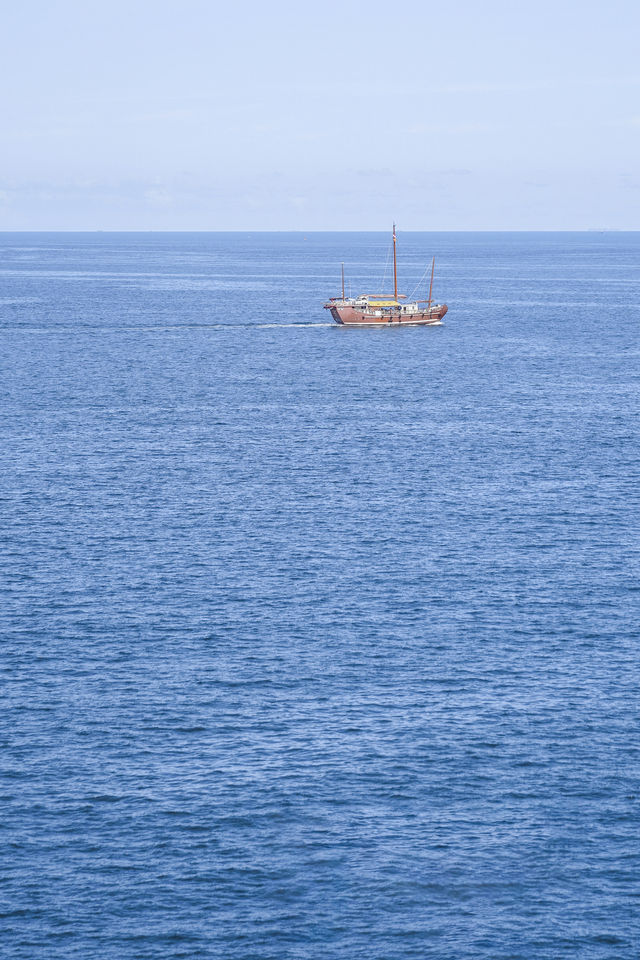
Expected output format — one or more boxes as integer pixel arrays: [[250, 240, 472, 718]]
[[427, 256, 435, 310], [341, 262, 345, 299], [392, 223, 398, 301]]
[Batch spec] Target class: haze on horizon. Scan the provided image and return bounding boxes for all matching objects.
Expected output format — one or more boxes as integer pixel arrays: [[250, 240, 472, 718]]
[[1, 0, 638, 231]]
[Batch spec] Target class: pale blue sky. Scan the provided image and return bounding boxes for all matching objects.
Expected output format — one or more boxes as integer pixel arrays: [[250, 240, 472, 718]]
[[1, 0, 638, 229]]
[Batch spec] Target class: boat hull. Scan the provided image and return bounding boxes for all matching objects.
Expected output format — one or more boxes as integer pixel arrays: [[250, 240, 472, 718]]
[[326, 304, 448, 326]]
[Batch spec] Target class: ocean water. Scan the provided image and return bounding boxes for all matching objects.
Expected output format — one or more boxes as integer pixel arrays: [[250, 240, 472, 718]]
[[1, 231, 639, 959]]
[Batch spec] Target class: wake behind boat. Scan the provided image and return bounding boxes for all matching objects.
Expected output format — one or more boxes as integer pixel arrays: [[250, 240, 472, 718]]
[[324, 225, 448, 327]]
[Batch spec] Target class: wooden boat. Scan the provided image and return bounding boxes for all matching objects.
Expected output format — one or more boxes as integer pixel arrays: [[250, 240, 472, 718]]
[[324, 225, 447, 327]]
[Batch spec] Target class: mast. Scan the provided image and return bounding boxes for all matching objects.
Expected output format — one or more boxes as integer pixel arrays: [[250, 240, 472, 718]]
[[341, 262, 345, 299], [427, 257, 435, 310], [392, 223, 398, 301]]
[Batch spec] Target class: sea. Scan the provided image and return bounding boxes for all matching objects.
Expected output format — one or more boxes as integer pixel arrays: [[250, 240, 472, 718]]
[[1, 231, 639, 959]]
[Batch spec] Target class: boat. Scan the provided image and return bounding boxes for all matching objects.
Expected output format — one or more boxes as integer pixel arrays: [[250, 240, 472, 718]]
[[324, 225, 448, 327]]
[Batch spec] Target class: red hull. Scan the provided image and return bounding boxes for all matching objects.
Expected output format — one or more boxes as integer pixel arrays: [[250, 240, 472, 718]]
[[325, 303, 448, 326]]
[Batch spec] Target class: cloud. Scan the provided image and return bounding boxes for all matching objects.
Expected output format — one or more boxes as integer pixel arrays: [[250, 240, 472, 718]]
[[143, 188, 174, 207], [354, 168, 394, 178]]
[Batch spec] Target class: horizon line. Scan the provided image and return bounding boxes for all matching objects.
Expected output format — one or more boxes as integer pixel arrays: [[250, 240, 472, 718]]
[[0, 228, 637, 234]]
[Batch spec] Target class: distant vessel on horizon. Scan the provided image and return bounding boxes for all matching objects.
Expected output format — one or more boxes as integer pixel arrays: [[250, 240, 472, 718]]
[[324, 225, 448, 327]]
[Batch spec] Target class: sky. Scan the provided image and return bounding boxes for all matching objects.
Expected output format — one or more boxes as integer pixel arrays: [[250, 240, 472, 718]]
[[1, 0, 639, 230]]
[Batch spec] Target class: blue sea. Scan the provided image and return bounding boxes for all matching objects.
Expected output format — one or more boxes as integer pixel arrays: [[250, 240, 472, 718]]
[[1, 231, 639, 959]]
